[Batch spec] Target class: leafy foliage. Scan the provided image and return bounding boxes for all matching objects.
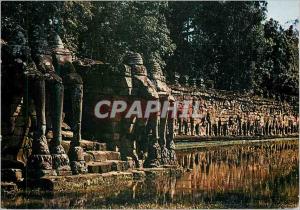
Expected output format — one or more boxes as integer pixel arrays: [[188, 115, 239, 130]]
[[262, 19, 299, 97], [165, 1, 298, 99], [1, 1, 93, 52], [1, 1, 298, 99], [82, 2, 175, 67]]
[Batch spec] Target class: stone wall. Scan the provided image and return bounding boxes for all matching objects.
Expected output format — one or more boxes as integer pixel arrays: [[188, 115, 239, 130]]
[[75, 61, 132, 151], [76, 62, 299, 152], [170, 85, 299, 137], [1, 96, 31, 167]]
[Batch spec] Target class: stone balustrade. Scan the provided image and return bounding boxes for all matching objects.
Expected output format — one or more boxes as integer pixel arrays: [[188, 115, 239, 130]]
[[170, 85, 299, 138]]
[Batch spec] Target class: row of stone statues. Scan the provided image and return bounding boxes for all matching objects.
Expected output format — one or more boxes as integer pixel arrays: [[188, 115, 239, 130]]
[[2, 23, 86, 176], [2, 23, 177, 176], [175, 101, 299, 137], [120, 52, 176, 168], [6, 23, 297, 177]]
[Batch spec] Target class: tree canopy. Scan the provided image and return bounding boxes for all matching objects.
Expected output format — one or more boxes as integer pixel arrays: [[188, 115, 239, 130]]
[[1, 1, 298, 100]]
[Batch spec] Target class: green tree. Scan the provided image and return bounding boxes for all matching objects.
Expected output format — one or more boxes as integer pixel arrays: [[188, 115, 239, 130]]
[[1, 1, 92, 51], [2, 1, 175, 67], [263, 18, 299, 98], [165, 2, 197, 79], [166, 1, 268, 92], [1, 1, 298, 100], [82, 2, 175, 67]]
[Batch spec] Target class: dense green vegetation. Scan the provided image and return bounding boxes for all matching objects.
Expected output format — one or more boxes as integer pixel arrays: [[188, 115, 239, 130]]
[[1, 1, 298, 100]]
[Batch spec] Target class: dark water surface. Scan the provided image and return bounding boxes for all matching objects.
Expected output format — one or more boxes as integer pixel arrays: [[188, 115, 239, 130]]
[[2, 139, 299, 209]]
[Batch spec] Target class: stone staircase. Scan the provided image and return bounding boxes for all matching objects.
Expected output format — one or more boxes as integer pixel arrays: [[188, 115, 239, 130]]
[[62, 140, 134, 174], [1, 139, 133, 187]]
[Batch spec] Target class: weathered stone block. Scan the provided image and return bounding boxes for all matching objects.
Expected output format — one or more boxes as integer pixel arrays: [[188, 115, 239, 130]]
[[81, 140, 107, 151], [131, 170, 146, 180], [83, 152, 93, 162], [56, 170, 73, 176], [142, 167, 170, 179], [27, 154, 53, 170], [96, 143, 107, 151], [34, 172, 133, 192], [62, 140, 107, 153], [85, 151, 105, 162], [62, 130, 73, 139], [70, 160, 88, 175], [111, 160, 128, 171], [1, 182, 19, 194], [85, 151, 120, 162], [87, 162, 100, 173], [68, 146, 85, 161], [52, 154, 71, 171], [1, 168, 23, 182], [100, 162, 113, 173], [87, 161, 113, 173], [25, 169, 57, 179]]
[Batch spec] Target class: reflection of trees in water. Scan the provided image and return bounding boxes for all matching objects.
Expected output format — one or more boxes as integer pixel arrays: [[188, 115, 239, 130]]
[[2, 140, 298, 208], [176, 140, 298, 192], [173, 140, 299, 207], [124, 140, 299, 207], [2, 182, 136, 208], [127, 177, 178, 206]]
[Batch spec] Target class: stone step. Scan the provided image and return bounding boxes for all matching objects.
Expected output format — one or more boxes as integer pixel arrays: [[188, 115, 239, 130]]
[[80, 140, 107, 151], [21, 171, 134, 192], [84, 151, 120, 162], [1, 168, 23, 182], [1, 182, 19, 194], [47, 130, 73, 139], [86, 160, 129, 173], [62, 140, 107, 153]]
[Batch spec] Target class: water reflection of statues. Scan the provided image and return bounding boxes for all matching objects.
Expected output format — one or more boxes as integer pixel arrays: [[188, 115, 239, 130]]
[[149, 61, 177, 165], [123, 52, 161, 168]]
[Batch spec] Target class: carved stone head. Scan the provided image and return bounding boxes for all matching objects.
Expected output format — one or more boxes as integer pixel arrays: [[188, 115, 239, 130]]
[[48, 33, 64, 49], [149, 60, 165, 82], [31, 24, 49, 55], [123, 52, 147, 76], [190, 78, 197, 88], [124, 52, 143, 65], [11, 25, 27, 46], [174, 72, 180, 85], [184, 75, 189, 86], [7, 25, 31, 60], [148, 60, 173, 99]]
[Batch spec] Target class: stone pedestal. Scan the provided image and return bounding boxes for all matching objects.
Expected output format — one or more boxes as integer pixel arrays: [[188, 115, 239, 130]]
[[144, 140, 161, 168], [26, 136, 57, 178], [68, 146, 87, 174], [48, 144, 72, 176], [168, 140, 177, 165], [161, 146, 169, 165]]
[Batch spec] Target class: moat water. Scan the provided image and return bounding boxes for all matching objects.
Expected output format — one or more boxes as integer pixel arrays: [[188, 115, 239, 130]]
[[2, 139, 299, 209]]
